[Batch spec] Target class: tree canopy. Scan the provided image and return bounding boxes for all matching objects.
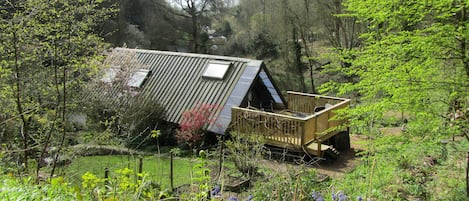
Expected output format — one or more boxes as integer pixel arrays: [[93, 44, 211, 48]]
[[322, 0, 468, 137], [0, 0, 114, 172]]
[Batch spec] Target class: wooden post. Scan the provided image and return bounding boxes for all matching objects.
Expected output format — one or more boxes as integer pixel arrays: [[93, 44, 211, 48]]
[[317, 141, 321, 157], [104, 167, 109, 180], [138, 157, 143, 180], [104, 167, 109, 189], [326, 111, 330, 129], [104, 167, 109, 197], [466, 152, 469, 197], [218, 137, 224, 179], [314, 116, 318, 140], [170, 151, 174, 192]]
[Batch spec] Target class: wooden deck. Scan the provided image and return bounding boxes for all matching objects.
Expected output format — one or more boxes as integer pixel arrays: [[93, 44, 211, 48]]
[[231, 91, 350, 157]]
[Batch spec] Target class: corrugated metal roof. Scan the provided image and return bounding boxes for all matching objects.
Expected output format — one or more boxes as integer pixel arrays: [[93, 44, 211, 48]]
[[92, 48, 274, 134]]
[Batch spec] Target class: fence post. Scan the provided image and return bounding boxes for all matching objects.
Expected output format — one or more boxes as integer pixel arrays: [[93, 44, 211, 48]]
[[138, 157, 143, 181], [218, 136, 224, 179], [104, 167, 109, 197], [170, 151, 174, 192], [466, 152, 468, 197], [104, 167, 109, 182]]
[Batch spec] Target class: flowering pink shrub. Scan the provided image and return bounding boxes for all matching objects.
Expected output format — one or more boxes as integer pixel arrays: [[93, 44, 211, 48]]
[[176, 103, 220, 149]]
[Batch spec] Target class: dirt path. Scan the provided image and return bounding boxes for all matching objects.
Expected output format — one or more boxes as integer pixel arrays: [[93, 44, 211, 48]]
[[313, 148, 359, 178], [311, 134, 367, 178], [255, 134, 367, 179]]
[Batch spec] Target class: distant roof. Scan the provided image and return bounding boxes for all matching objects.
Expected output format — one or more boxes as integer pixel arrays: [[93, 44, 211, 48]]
[[91, 48, 283, 134]]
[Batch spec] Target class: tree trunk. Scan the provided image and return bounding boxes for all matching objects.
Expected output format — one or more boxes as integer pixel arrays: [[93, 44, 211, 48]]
[[293, 28, 307, 92], [13, 30, 29, 172], [190, 1, 199, 53], [50, 24, 70, 177], [333, 0, 342, 48]]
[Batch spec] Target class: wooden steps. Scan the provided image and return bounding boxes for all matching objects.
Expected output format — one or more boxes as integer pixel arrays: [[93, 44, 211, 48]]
[[263, 135, 334, 157], [304, 142, 331, 157]]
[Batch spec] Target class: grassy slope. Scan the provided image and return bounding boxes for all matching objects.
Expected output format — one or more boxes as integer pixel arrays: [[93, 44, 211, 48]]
[[65, 155, 195, 189], [329, 132, 469, 200]]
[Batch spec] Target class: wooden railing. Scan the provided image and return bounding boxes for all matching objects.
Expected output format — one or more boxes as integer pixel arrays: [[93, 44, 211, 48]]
[[231, 92, 350, 152], [287, 91, 347, 114], [302, 100, 349, 145], [231, 107, 305, 147]]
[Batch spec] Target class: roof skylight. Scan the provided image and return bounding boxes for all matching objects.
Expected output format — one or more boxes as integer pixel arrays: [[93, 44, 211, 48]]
[[127, 69, 151, 88], [202, 61, 231, 80], [101, 66, 120, 83]]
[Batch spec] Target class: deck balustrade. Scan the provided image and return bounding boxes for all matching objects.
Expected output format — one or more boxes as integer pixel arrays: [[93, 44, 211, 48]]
[[231, 91, 350, 156]]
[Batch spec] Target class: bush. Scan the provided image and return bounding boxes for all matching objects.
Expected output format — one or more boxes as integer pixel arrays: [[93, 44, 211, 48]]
[[225, 131, 266, 179], [175, 103, 220, 151], [122, 98, 166, 149], [84, 97, 168, 149]]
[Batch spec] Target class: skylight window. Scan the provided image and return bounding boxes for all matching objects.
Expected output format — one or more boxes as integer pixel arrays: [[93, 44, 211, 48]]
[[202, 61, 231, 80], [127, 69, 151, 88], [101, 66, 120, 83]]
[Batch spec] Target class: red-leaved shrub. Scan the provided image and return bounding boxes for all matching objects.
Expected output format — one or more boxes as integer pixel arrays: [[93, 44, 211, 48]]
[[176, 103, 220, 149]]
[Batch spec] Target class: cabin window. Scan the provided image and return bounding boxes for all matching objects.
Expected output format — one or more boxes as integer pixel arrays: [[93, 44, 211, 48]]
[[202, 61, 231, 80], [127, 69, 151, 88], [101, 66, 120, 83]]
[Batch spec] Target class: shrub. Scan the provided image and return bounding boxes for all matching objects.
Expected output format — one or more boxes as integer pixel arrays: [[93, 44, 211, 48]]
[[249, 168, 329, 201], [175, 103, 220, 150], [122, 98, 166, 149], [224, 131, 266, 179], [84, 97, 167, 149]]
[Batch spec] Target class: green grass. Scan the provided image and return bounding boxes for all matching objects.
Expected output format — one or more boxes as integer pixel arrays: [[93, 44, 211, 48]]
[[65, 155, 196, 189]]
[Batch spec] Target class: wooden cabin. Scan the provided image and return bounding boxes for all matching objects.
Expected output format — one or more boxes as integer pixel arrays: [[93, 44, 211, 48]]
[[92, 48, 350, 157]]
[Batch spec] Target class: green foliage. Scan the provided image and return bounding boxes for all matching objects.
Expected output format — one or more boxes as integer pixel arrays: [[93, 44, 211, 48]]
[[322, 0, 469, 138], [0, 174, 78, 201], [66, 155, 194, 190], [84, 97, 167, 149], [328, 132, 468, 200], [80, 167, 168, 200], [0, 0, 115, 169], [179, 150, 212, 200], [251, 31, 279, 59], [123, 99, 167, 149], [225, 132, 266, 179], [426, 139, 469, 200]]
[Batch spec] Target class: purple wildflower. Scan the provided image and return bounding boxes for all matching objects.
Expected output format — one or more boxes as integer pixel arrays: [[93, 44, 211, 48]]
[[245, 195, 253, 201], [228, 196, 238, 201], [311, 191, 324, 201], [357, 196, 363, 201], [211, 186, 221, 197], [338, 191, 348, 201], [311, 191, 320, 199]]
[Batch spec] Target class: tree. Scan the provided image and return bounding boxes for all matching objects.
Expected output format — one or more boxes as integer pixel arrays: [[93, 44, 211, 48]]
[[322, 0, 469, 138], [0, 0, 113, 175], [171, 0, 211, 53], [106, 0, 183, 50], [317, 0, 361, 50]]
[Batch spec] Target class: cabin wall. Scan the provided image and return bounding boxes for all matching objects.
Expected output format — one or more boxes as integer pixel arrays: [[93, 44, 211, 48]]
[[243, 78, 280, 111]]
